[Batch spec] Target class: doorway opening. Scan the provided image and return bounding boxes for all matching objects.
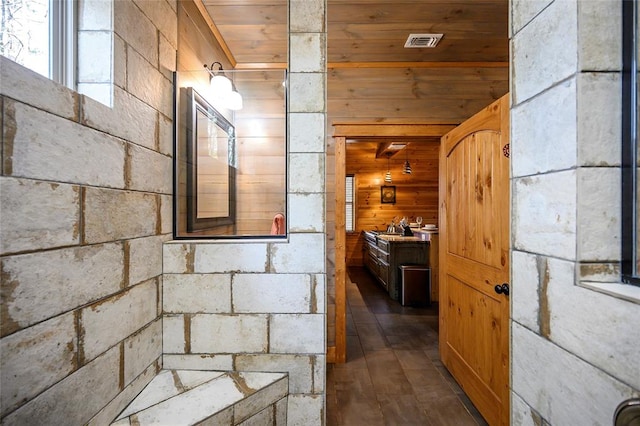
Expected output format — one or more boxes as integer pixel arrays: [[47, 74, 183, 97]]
[[330, 122, 455, 362]]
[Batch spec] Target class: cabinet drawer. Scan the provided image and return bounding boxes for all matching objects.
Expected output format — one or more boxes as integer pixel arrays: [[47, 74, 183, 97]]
[[366, 253, 378, 273], [378, 251, 389, 263], [379, 260, 390, 288], [364, 235, 376, 245], [377, 239, 390, 252]]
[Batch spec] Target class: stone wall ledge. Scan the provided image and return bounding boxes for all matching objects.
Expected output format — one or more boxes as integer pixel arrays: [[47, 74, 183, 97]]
[[111, 369, 288, 425]]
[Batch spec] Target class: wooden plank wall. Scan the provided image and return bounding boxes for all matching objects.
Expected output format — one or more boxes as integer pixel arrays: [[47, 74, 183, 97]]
[[233, 70, 287, 235], [346, 141, 440, 267], [328, 67, 509, 124]]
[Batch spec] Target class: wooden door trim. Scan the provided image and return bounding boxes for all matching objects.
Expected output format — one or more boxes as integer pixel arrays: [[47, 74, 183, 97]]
[[333, 122, 457, 139], [330, 122, 456, 364], [331, 135, 347, 364]]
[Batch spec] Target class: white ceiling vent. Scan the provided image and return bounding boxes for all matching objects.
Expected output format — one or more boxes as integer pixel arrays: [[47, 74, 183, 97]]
[[404, 33, 443, 48]]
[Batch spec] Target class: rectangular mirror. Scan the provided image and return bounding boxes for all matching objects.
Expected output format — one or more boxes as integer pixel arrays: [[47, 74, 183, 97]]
[[186, 87, 236, 232], [174, 69, 287, 239]]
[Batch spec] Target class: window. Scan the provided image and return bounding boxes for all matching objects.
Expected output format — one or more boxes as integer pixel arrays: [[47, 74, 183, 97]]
[[622, 0, 639, 285], [346, 174, 355, 232], [1, 0, 76, 88], [50, 0, 76, 88]]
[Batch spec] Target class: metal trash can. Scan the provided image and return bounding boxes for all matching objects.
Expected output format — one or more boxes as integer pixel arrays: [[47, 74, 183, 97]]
[[398, 265, 431, 306]]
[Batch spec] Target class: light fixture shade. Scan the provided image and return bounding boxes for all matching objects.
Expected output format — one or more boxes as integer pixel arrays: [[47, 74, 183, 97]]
[[226, 90, 243, 111], [210, 74, 232, 94], [384, 155, 393, 182], [403, 160, 412, 174]]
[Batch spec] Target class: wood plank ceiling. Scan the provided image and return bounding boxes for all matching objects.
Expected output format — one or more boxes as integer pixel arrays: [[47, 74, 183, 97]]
[[199, 0, 509, 127]]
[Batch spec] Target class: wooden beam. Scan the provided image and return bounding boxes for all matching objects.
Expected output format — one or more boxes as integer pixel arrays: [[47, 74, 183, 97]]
[[235, 62, 288, 70], [232, 61, 508, 70], [333, 123, 457, 138], [375, 141, 407, 158], [193, 0, 237, 67], [329, 61, 509, 69], [332, 118, 460, 126]]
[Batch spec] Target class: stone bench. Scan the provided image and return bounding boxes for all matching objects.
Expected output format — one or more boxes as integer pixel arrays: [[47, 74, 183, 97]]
[[111, 370, 288, 425]]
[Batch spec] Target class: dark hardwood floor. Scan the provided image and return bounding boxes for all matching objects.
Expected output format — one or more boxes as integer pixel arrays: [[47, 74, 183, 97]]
[[326, 266, 488, 426]]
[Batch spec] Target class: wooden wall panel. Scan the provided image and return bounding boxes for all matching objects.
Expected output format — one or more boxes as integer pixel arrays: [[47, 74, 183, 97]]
[[345, 141, 440, 267], [327, 67, 508, 125]]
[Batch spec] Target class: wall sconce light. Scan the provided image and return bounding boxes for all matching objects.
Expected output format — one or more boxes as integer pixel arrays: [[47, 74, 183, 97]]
[[204, 62, 243, 110], [385, 155, 393, 183]]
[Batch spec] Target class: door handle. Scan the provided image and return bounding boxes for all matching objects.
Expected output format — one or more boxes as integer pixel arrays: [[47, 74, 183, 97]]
[[615, 398, 640, 426], [494, 283, 509, 296]]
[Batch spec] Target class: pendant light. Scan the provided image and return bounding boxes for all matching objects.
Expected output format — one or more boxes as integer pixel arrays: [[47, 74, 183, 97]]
[[402, 145, 412, 175], [385, 155, 393, 183]]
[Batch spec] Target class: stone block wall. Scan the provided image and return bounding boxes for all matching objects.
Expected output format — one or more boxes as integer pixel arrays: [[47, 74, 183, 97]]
[[163, 0, 327, 423], [0, 0, 177, 423], [162, 243, 326, 424], [1, 0, 328, 423], [510, 1, 640, 424]]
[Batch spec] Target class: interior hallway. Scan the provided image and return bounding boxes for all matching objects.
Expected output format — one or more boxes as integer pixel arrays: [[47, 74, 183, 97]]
[[326, 267, 488, 426]]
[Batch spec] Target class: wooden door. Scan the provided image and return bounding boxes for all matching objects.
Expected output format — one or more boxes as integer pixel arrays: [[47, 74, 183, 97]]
[[439, 94, 510, 426]]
